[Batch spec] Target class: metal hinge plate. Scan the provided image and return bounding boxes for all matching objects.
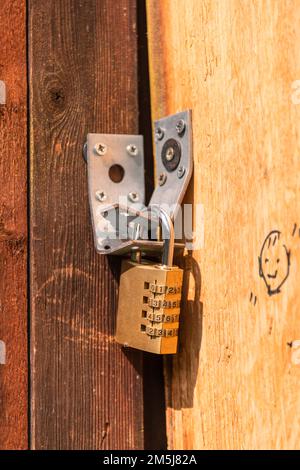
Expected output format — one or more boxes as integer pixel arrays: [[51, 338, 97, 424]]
[[0, 81, 6, 104], [150, 110, 193, 219], [87, 133, 145, 253]]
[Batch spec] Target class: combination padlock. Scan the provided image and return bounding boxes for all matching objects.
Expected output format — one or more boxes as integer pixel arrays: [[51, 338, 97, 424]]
[[116, 208, 183, 354]]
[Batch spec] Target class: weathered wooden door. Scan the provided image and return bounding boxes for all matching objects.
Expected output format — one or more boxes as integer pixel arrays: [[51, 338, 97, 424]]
[[147, 0, 300, 450]]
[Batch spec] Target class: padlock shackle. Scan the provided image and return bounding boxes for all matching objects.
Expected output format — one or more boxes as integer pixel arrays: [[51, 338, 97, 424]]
[[150, 205, 174, 267]]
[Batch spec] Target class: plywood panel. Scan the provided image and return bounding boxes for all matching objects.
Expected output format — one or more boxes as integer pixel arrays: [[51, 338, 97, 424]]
[[30, 0, 143, 449], [147, 0, 300, 450], [0, 0, 28, 450]]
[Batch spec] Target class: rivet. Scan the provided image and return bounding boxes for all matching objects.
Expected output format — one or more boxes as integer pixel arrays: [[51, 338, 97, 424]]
[[166, 147, 175, 161], [94, 143, 107, 156], [177, 166, 186, 178], [95, 190, 107, 202], [126, 144, 138, 156], [128, 191, 139, 202], [176, 119, 186, 136], [158, 173, 167, 186], [155, 127, 164, 141]]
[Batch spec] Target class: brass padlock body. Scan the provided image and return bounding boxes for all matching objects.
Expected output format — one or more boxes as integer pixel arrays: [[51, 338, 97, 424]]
[[116, 259, 183, 354]]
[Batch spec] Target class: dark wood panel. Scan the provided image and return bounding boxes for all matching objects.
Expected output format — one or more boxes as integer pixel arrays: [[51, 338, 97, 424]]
[[29, 0, 143, 449], [0, 0, 28, 450]]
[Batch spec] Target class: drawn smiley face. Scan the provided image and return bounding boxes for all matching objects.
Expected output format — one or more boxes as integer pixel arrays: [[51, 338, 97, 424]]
[[258, 230, 291, 296]]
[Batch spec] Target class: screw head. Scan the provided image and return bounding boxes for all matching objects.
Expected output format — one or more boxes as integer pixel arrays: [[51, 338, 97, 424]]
[[126, 144, 138, 156], [155, 127, 164, 141], [94, 143, 107, 156], [95, 190, 107, 202], [177, 166, 186, 178], [176, 119, 186, 136], [158, 173, 167, 186], [166, 146, 175, 161], [128, 191, 139, 202]]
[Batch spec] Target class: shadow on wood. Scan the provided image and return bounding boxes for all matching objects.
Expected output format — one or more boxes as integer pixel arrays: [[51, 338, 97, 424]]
[[165, 253, 203, 410]]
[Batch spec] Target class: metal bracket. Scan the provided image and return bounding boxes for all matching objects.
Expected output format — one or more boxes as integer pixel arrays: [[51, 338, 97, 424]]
[[87, 133, 145, 253], [150, 110, 193, 220], [86, 110, 193, 255]]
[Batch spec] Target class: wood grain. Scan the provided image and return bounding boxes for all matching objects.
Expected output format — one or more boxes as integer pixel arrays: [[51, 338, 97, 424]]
[[0, 0, 28, 450], [147, 0, 300, 449], [30, 0, 143, 449]]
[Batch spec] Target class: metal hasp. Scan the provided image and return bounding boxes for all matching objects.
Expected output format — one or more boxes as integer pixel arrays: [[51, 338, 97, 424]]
[[86, 110, 193, 255]]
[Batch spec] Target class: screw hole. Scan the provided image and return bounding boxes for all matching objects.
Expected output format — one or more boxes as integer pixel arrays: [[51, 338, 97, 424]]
[[104, 245, 111, 250], [108, 164, 125, 183]]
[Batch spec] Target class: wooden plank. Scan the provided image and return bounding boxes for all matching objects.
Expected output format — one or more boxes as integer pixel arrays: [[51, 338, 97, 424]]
[[30, 0, 143, 449], [0, 0, 28, 450], [147, 0, 300, 450]]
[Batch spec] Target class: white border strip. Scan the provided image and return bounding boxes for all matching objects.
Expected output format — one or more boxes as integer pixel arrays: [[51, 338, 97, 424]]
[[0, 80, 6, 104], [0, 340, 6, 364]]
